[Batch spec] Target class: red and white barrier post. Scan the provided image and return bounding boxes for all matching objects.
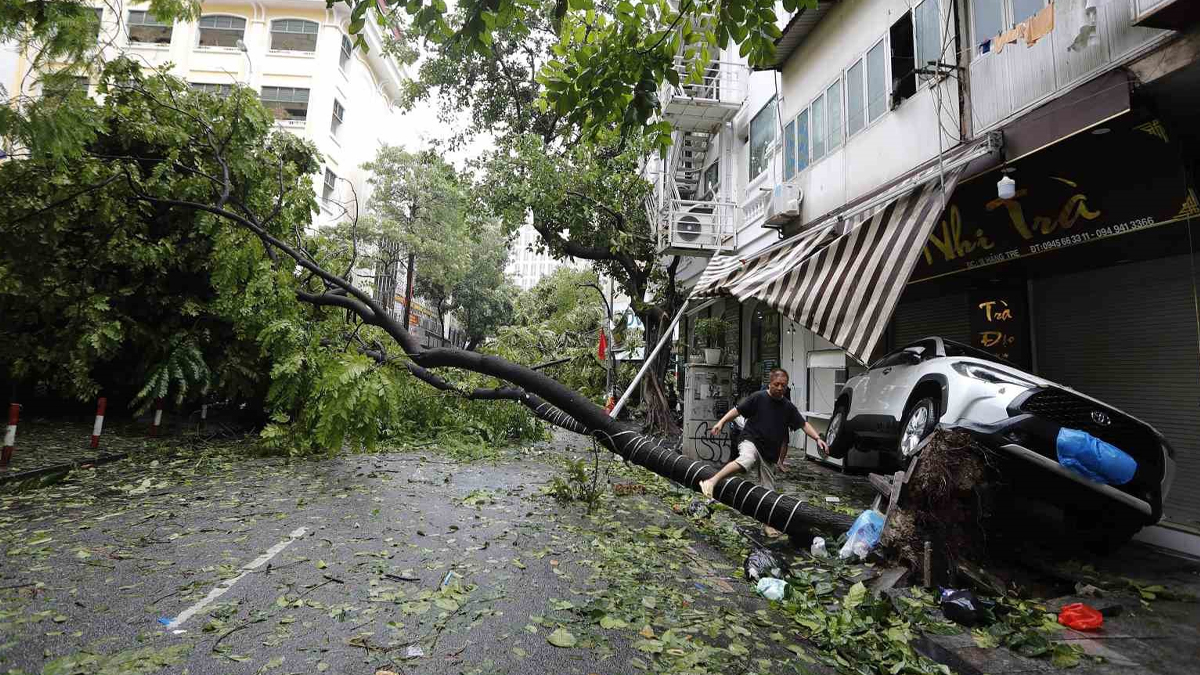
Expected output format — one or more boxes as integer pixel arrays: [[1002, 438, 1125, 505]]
[[91, 397, 107, 449], [1, 404, 19, 468], [150, 398, 163, 437]]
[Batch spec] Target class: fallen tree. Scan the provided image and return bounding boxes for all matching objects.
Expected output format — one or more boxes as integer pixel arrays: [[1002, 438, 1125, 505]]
[[97, 63, 853, 539]]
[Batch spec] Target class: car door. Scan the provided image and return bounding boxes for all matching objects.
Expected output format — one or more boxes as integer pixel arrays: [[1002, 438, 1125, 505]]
[[851, 349, 911, 436], [856, 340, 935, 434]]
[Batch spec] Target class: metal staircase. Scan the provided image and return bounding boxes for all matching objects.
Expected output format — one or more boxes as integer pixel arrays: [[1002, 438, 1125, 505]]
[[651, 48, 746, 257], [674, 130, 712, 199]]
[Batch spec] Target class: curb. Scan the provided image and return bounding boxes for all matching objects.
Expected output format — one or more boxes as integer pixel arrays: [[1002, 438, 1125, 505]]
[[0, 452, 130, 486]]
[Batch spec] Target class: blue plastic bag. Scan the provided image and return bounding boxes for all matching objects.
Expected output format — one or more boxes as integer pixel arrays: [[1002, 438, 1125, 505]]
[[1056, 427, 1137, 486], [839, 509, 885, 560]]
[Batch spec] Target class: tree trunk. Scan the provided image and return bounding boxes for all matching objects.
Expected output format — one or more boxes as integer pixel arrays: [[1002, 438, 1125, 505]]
[[402, 252, 415, 330], [636, 308, 676, 435], [407, 345, 853, 537]]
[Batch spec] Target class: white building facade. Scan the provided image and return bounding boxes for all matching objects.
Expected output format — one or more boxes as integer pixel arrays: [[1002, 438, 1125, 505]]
[[505, 222, 587, 291], [660, 0, 1200, 550], [4, 0, 408, 227]]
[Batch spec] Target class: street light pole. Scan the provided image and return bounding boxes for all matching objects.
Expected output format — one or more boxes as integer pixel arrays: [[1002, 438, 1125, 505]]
[[236, 39, 253, 85]]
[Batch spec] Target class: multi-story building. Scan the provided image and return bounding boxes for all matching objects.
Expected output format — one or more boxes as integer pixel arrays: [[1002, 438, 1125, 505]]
[[3, 1, 407, 228], [659, 0, 1200, 551], [505, 222, 587, 291]]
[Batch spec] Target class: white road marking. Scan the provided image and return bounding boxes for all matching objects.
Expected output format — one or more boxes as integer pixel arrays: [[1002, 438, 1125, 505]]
[[164, 526, 307, 630]]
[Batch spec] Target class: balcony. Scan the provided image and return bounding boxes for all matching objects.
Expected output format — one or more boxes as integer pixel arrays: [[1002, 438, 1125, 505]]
[[661, 57, 745, 132], [657, 199, 738, 256]]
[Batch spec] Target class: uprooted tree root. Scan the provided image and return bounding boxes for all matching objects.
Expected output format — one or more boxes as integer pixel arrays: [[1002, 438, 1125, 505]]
[[883, 428, 1001, 586]]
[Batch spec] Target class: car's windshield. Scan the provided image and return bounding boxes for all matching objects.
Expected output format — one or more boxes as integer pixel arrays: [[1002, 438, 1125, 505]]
[[943, 339, 1018, 367]]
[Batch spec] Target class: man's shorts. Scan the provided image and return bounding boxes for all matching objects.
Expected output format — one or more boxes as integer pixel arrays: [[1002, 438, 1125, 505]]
[[733, 439, 776, 491]]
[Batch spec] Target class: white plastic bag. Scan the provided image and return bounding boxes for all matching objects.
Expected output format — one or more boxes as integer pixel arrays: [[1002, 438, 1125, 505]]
[[810, 536, 827, 557], [755, 577, 787, 601]]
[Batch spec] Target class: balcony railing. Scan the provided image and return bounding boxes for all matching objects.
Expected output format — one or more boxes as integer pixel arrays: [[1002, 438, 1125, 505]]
[[661, 57, 745, 131], [658, 198, 738, 255]]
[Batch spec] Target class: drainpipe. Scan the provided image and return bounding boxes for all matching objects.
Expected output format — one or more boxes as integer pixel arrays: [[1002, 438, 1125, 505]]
[[953, 0, 971, 142]]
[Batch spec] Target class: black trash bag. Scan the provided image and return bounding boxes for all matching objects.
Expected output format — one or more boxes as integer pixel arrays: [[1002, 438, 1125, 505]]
[[744, 546, 790, 583], [686, 499, 712, 519], [940, 588, 992, 627]]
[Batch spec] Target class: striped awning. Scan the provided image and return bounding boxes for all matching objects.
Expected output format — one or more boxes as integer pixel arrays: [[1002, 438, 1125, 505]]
[[691, 166, 965, 364]]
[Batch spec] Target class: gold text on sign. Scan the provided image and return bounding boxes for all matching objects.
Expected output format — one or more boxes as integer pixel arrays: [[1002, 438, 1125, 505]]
[[978, 300, 1012, 322], [923, 206, 996, 265]]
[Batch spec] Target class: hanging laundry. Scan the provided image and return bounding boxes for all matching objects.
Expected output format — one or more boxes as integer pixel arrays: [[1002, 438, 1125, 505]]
[[1069, 0, 1101, 52], [1025, 2, 1056, 47], [992, 24, 1026, 54]]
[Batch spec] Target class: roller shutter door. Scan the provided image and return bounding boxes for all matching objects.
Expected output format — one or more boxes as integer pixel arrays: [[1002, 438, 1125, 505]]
[[891, 292, 972, 348], [1034, 255, 1200, 529]]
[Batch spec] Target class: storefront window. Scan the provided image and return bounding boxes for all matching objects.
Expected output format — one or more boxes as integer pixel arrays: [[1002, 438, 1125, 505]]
[[749, 305, 781, 385]]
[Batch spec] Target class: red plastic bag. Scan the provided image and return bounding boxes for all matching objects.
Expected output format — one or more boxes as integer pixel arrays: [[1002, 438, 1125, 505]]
[[1058, 603, 1104, 631]]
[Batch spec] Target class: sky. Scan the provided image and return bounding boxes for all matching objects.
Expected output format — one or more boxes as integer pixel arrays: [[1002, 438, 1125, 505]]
[[397, 95, 496, 170]]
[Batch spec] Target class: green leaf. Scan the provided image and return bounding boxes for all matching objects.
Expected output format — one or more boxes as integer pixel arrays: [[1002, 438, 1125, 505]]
[[633, 639, 664, 653], [599, 614, 627, 629], [547, 627, 577, 648], [434, 597, 459, 612], [972, 629, 1000, 649], [844, 581, 867, 610], [1051, 644, 1082, 668]]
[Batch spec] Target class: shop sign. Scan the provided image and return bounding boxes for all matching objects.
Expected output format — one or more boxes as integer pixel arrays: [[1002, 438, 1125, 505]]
[[912, 118, 1195, 282], [968, 287, 1030, 370]]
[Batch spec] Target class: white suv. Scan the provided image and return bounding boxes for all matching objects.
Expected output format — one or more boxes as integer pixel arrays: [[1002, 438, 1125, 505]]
[[825, 337, 1175, 546]]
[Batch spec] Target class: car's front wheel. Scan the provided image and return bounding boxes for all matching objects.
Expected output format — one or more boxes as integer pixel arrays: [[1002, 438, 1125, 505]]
[[825, 405, 854, 459], [898, 397, 938, 462]]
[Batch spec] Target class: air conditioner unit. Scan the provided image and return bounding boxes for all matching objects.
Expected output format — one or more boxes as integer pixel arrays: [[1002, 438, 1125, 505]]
[[764, 182, 802, 227]]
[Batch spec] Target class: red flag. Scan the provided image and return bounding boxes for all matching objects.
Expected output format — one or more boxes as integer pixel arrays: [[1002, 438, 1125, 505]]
[[597, 330, 608, 361]]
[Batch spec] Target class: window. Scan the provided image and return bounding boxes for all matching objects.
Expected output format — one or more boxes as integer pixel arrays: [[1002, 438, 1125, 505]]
[[795, 109, 809, 173], [198, 15, 246, 48], [270, 19, 319, 52], [811, 92, 825, 161], [914, 1, 941, 82], [845, 60, 865, 137], [866, 39, 887, 123], [1012, 0, 1045, 24], [890, 12, 916, 108], [826, 78, 843, 151], [748, 97, 776, 181], [783, 119, 796, 180], [973, 0, 1005, 52], [702, 162, 719, 199], [331, 99, 344, 135], [260, 86, 310, 121], [339, 35, 353, 71], [44, 75, 90, 99], [89, 7, 103, 41], [191, 82, 234, 97], [323, 168, 337, 201], [127, 10, 172, 44]]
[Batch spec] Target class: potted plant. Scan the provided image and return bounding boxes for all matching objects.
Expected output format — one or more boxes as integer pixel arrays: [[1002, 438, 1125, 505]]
[[693, 318, 725, 365]]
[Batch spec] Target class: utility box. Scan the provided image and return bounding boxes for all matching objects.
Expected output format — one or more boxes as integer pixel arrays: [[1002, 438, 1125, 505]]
[[682, 364, 735, 464]]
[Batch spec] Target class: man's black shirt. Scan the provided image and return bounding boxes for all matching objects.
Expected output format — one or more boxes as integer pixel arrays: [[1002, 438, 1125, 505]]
[[737, 390, 806, 463]]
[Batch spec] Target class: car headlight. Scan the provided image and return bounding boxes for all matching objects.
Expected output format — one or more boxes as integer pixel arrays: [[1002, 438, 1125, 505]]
[[951, 362, 1036, 387]]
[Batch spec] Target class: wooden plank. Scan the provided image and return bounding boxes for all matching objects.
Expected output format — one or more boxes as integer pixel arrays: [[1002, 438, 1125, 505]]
[[868, 472, 893, 496]]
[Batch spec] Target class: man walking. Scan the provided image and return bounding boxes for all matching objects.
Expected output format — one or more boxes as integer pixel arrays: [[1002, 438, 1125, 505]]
[[702, 368, 827, 535]]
